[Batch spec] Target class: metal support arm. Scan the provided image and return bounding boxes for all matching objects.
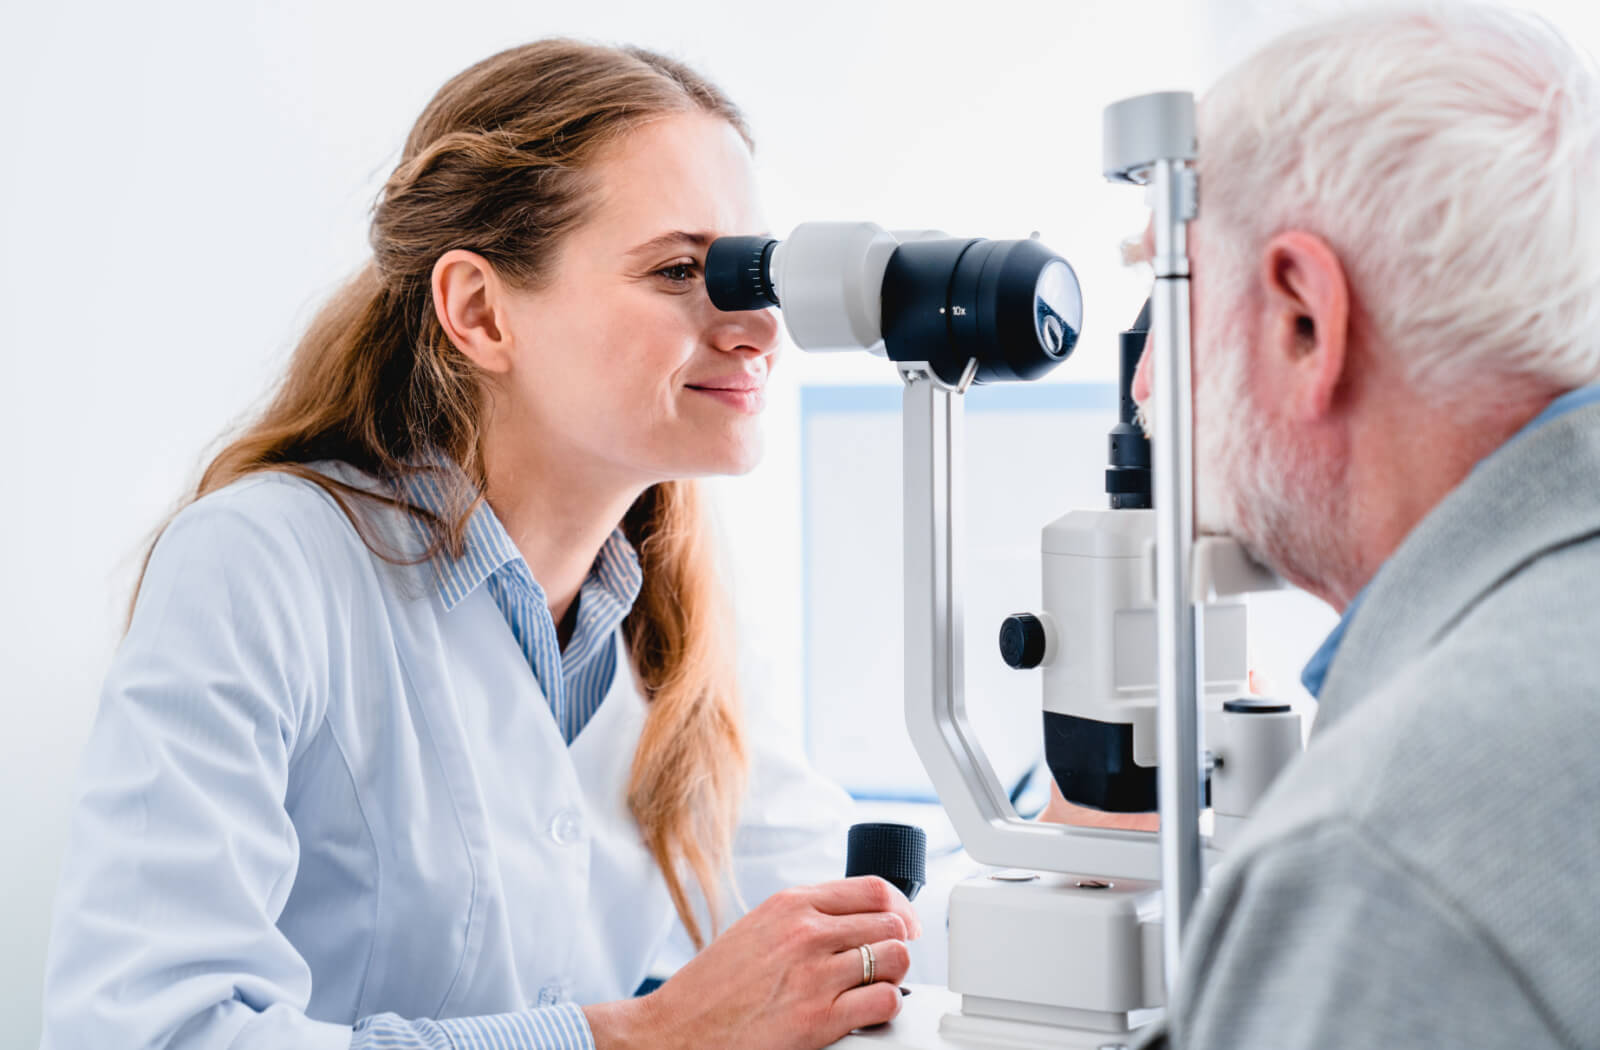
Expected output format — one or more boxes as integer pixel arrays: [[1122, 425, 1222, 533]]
[[898, 363, 1163, 882]]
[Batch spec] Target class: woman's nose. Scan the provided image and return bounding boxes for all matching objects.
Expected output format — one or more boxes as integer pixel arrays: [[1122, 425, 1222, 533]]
[[752, 305, 781, 348], [717, 305, 781, 355]]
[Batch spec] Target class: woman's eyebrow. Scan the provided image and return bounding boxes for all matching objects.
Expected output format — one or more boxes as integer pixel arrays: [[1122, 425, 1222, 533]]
[[624, 229, 772, 259], [625, 231, 713, 259]]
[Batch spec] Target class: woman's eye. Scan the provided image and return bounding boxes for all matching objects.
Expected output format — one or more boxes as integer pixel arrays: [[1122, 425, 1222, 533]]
[[655, 262, 698, 284]]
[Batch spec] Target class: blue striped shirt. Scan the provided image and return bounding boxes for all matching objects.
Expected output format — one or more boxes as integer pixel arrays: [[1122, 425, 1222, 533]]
[[352, 1003, 594, 1049], [400, 469, 643, 744]]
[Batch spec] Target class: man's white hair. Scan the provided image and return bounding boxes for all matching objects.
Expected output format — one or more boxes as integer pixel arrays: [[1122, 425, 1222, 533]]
[[1198, 1, 1600, 399]]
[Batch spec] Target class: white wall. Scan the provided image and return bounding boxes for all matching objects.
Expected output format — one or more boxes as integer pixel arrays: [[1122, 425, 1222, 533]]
[[14, 0, 1597, 1043]]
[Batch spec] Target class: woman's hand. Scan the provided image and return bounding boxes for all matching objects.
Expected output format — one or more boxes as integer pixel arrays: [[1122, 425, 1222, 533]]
[[584, 876, 922, 1050]]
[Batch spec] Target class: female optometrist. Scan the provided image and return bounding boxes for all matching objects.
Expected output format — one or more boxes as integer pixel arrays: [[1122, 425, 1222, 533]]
[[39, 40, 921, 1050]]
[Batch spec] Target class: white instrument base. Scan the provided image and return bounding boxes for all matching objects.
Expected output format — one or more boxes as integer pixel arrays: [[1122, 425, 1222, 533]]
[[830, 985, 1148, 1049]]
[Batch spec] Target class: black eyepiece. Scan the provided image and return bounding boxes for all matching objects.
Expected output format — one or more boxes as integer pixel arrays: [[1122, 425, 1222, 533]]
[[705, 236, 780, 311]]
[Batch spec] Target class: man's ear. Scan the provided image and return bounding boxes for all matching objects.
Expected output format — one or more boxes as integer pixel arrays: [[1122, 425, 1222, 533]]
[[1258, 231, 1350, 421], [431, 249, 512, 374]]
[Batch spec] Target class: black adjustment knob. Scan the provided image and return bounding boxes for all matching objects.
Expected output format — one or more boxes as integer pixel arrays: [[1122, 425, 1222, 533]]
[[999, 613, 1048, 669], [845, 822, 927, 902]]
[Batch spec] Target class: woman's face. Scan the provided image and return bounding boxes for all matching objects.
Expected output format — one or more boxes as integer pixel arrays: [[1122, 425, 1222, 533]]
[[494, 112, 781, 486]]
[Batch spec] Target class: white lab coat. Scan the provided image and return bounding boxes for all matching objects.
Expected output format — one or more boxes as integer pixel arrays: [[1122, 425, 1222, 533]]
[[40, 470, 854, 1049]]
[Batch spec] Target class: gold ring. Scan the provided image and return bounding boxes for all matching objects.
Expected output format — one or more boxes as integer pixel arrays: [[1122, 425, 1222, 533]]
[[858, 943, 876, 986]]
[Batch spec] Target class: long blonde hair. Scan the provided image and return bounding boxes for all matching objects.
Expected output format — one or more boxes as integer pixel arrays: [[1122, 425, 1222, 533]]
[[133, 39, 749, 950]]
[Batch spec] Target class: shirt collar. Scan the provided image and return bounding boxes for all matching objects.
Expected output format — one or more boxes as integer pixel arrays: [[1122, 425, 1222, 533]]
[[1298, 383, 1600, 700], [397, 463, 642, 616], [1300, 587, 1366, 700], [398, 467, 522, 611], [1509, 382, 1600, 441], [565, 531, 645, 659]]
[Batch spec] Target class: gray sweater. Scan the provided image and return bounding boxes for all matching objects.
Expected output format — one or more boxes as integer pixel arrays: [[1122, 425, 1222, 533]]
[[1169, 403, 1600, 1049]]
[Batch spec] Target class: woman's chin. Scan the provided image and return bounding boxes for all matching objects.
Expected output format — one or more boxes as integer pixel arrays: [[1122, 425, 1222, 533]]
[[641, 444, 763, 481], [695, 439, 765, 478], [710, 446, 764, 477]]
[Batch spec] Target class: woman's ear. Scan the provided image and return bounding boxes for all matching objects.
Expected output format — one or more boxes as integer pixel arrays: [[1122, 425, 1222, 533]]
[[431, 249, 513, 373], [1258, 231, 1351, 422]]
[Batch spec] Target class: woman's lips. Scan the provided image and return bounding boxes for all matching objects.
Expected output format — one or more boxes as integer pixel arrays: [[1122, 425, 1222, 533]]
[[687, 385, 766, 413]]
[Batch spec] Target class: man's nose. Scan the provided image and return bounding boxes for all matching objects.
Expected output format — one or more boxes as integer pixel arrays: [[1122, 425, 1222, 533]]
[[1131, 330, 1154, 404]]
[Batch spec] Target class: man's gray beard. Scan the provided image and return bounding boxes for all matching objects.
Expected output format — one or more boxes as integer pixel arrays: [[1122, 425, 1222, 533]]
[[1193, 309, 1353, 595]]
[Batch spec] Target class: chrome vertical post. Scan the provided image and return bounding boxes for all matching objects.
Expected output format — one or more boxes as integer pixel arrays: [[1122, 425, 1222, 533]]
[[1104, 91, 1203, 998]]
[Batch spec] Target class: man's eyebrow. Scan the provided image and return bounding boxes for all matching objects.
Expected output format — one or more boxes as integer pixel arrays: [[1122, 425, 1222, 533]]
[[624, 230, 772, 259]]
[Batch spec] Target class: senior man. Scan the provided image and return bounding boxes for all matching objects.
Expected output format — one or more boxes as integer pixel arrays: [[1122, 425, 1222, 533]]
[[1128, 4, 1600, 1048]]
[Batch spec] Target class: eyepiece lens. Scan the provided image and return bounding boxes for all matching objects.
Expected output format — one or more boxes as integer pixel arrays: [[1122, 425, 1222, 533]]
[[1034, 259, 1082, 358]]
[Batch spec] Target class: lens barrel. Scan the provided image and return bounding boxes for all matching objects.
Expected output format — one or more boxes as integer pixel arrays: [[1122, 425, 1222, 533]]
[[882, 237, 1081, 386]]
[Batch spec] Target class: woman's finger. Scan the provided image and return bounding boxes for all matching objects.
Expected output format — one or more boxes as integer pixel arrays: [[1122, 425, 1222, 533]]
[[823, 981, 904, 1040], [805, 877, 923, 937], [814, 910, 909, 952], [830, 938, 912, 993]]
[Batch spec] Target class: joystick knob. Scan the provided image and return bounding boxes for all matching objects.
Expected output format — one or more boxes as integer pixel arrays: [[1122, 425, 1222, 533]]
[[845, 822, 927, 902]]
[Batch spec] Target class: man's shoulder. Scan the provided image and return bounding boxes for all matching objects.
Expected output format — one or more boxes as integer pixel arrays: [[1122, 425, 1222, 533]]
[[1217, 538, 1600, 1045], [1260, 533, 1600, 829], [1342, 533, 1600, 822]]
